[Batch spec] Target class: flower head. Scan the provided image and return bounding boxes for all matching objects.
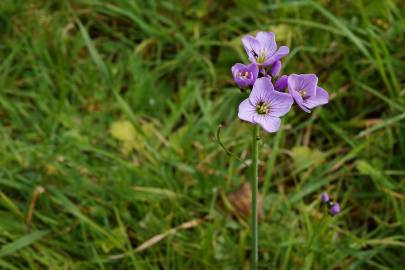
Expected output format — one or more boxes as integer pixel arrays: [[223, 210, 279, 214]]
[[330, 203, 341, 216], [242, 32, 289, 66], [231, 63, 259, 89], [321, 192, 330, 203], [288, 74, 329, 113], [238, 77, 293, 133]]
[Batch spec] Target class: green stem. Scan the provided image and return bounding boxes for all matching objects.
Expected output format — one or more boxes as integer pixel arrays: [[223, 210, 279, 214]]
[[307, 206, 329, 251], [251, 124, 259, 270]]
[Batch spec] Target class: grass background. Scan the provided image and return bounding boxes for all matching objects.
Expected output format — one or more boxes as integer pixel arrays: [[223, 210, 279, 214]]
[[1, 0, 405, 269]]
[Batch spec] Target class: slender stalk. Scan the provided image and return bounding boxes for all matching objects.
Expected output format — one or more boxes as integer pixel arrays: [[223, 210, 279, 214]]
[[251, 124, 259, 269], [307, 205, 329, 253]]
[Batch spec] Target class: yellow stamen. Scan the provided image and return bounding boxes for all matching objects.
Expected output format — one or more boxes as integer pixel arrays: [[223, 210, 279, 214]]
[[298, 89, 307, 97], [256, 102, 270, 115]]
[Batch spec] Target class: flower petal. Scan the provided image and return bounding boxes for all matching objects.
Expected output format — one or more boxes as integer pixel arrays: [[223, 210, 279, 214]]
[[231, 63, 246, 76], [263, 46, 289, 66], [241, 35, 261, 63], [267, 90, 294, 117], [253, 115, 281, 133], [249, 77, 274, 105], [247, 63, 259, 80], [290, 89, 311, 113], [238, 98, 256, 123], [272, 46, 289, 61], [255, 32, 277, 55], [303, 86, 329, 109], [288, 74, 318, 97]]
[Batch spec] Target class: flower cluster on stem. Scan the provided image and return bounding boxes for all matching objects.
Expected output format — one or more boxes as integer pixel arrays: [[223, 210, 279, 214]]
[[232, 31, 330, 133]]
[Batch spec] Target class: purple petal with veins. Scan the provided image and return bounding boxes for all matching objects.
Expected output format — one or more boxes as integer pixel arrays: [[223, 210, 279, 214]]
[[241, 32, 289, 66], [238, 77, 293, 133]]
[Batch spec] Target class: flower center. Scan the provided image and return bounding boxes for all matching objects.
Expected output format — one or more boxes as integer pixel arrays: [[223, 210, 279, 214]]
[[298, 89, 307, 97], [238, 71, 250, 80], [256, 101, 270, 115], [256, 51, 268, 64]]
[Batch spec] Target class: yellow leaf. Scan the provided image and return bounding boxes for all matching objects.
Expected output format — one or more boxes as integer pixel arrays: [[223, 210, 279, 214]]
[[110, 120, 144, 155], [110, 120, 136, 142], [291, 146, 325, 171]]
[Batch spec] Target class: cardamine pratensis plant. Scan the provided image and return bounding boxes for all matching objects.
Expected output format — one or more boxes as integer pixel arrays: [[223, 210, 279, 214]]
[[231, 31, 329, 269]]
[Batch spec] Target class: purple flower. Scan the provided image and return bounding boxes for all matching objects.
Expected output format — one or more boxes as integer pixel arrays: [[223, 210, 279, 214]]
[[231, 63, 259, 89], [330, 203, 341, 216], [269, 60, 282, 77], [242, 32, 289, 67], [274, 75, 288, 91], [321, 192, 330, 203], [238, 77, 293, 133], [287, 74, 329, 113]]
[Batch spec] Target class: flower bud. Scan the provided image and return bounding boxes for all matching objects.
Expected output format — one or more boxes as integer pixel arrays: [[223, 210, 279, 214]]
[[269, 60, 282, 77], [321, 192, 329, 203], [231, 63, 259, 89], [330, 203, 341, 216], [274, 75, 288, 91]]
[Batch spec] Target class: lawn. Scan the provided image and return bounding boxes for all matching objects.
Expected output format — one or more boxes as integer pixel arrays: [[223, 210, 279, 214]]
[[0, 0, 404, 269]]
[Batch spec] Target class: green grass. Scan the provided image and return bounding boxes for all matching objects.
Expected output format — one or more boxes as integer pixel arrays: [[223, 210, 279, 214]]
[[1, 0, 405, 269]]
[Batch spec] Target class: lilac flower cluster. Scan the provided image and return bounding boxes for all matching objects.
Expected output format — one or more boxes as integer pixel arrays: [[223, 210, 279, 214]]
[[231, 31, 329, 133], [321, 192, 341, 216]]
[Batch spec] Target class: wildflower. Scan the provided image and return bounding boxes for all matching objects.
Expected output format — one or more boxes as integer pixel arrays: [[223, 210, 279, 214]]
[[320, 191, 341, 216], [242, 32, 289, 67], [321, 192, 330, 203], [231, 63, 259, 89], [238, 77, 293, 133], [287, 74, 329, 113], [269, 60, 282, 77], [274, 75, 288, 92], [330, 203, 341, 216]]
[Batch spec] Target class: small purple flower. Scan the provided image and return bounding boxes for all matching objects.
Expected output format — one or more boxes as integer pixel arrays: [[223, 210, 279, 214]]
[[231, 63, 259, 89], [330, 203, 341, 216], [287, 74, 329, 113], [321, 192, 330, 203], [274, 75, 288, 92], [242, 32, 289, 67], [269, 60, 282, 77], [238, 77, 293, 133]]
